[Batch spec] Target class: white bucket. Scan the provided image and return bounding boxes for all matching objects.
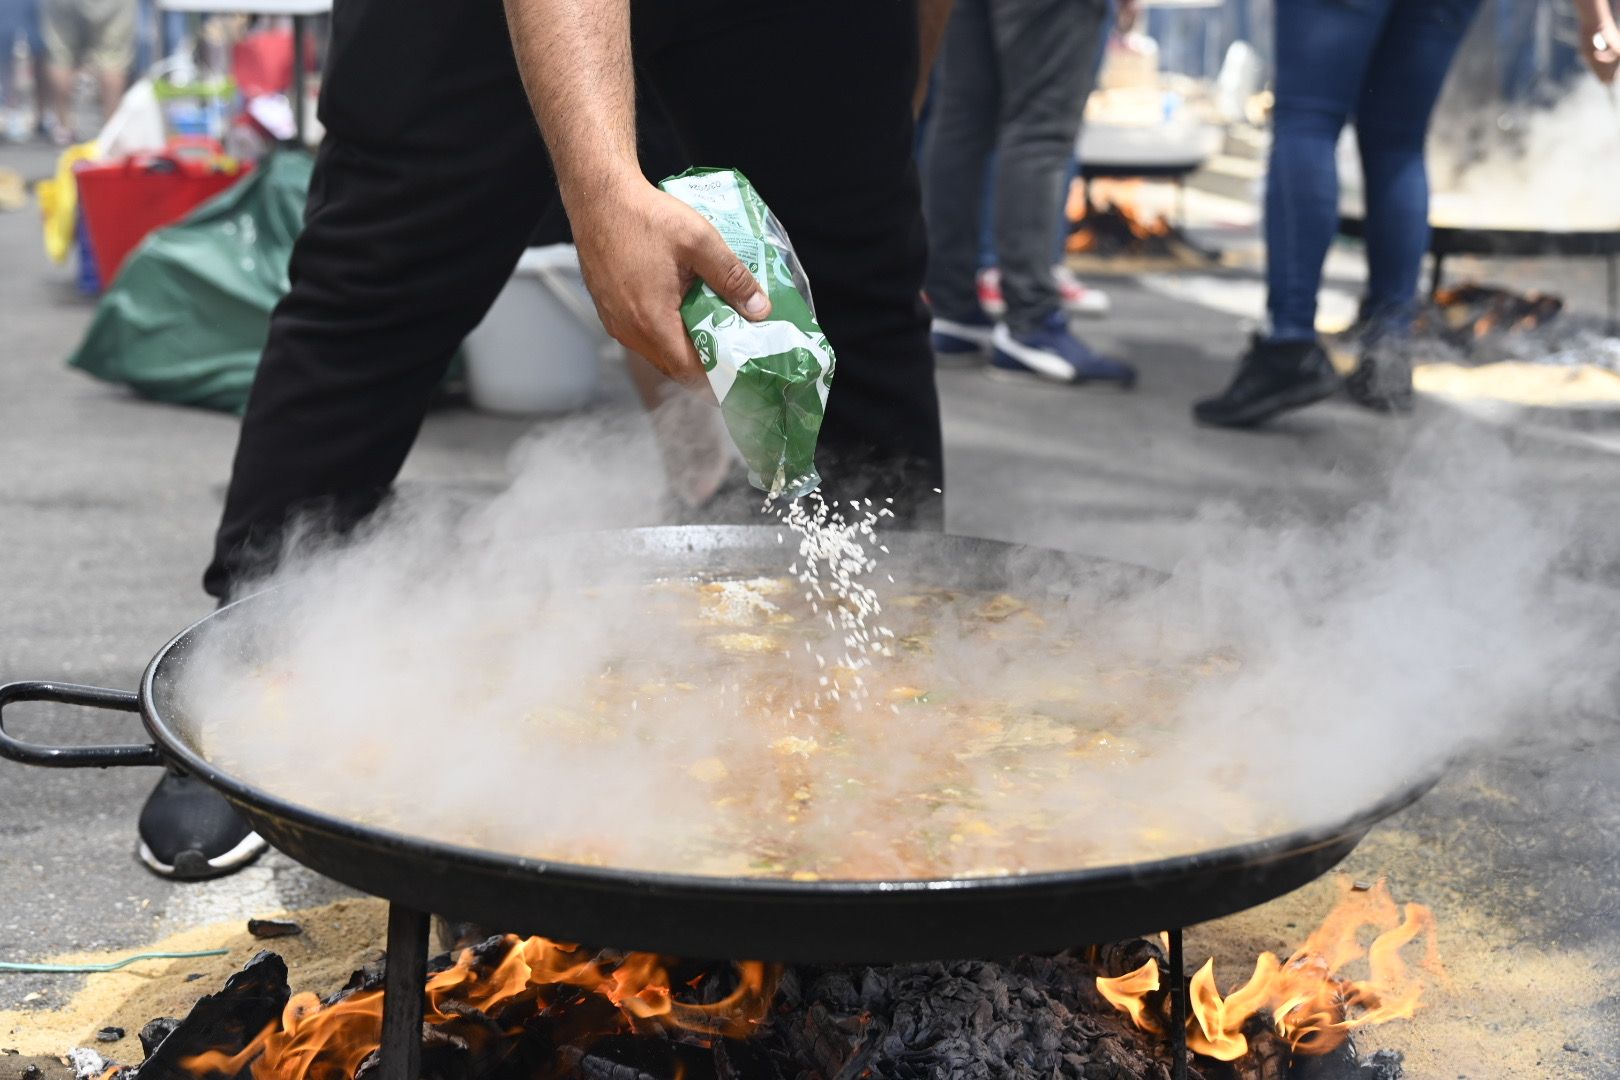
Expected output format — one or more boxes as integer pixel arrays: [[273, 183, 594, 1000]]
[[463, 245, 609, 416]]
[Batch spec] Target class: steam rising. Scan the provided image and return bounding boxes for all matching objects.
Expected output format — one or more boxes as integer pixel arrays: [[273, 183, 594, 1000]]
[[1426, 79, 1620, 232], [177, 416, 1615, 881]]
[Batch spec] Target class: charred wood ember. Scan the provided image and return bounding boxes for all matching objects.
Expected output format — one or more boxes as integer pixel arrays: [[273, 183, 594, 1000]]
[[246, 920, 303, 941], [1290, 1040, 1403, 1080], [777, 955, 1199, 1080], [1088, 940, 1169, 980], [130, 952, 290, 1080], [1213, 1024, 1289, 1080], [137, 1021, 182, 1060]]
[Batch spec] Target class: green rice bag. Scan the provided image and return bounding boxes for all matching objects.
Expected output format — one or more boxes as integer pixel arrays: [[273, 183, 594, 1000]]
[[658, 167, 834, 499]]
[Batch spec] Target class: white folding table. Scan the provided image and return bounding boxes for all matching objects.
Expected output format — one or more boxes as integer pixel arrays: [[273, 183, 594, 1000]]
[[155, 0, 331, 144]]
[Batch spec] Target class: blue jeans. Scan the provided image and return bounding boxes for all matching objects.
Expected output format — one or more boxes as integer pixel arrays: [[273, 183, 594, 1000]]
[[1265, 0, 1482, 342]]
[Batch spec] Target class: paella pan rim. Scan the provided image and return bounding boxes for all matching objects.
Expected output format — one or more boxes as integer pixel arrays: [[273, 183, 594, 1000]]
[[134, 525, 1437, 910]]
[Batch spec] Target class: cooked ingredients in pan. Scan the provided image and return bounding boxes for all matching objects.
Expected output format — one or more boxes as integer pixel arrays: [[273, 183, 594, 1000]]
[[195, 575, 1279, 881]]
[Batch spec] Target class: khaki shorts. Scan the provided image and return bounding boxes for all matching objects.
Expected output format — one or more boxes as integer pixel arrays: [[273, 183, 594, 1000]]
[[42, 0, 135, 75]]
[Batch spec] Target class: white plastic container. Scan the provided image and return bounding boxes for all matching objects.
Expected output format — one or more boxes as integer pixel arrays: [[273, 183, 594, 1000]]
[[463, 245, 608, 416]]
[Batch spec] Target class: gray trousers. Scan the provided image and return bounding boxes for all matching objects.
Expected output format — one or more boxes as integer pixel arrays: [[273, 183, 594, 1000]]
[[922, 0, 1107, 335]]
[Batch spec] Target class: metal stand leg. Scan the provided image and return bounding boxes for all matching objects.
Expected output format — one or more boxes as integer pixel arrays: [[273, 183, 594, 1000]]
[[1607, 254, 1618, 337], [380, 904, 430, 1080], [290, 14, 307, 146], [1428, 252, 1445, 301], [1168, 927, 1188, 1080]]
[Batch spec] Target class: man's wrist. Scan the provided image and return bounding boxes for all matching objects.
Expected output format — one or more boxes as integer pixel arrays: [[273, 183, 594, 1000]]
[[558, 162, 648, 222]]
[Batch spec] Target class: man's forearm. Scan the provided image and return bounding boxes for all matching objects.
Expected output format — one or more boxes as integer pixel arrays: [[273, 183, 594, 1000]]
[[504, 0, 641, 212], [915, 0, 953, 113]]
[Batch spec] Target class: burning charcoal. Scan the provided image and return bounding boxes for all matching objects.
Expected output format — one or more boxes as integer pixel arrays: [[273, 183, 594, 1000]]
[[569, 1036, 680, 1080], [1290, 1038, 1403, 1080], [245, 919, 301, 940], [1224, 1024, 1289, 1080], [137, 1020, 180, 1060], [128, 952, 290, 1080], [713, 1038, 787, 1080]]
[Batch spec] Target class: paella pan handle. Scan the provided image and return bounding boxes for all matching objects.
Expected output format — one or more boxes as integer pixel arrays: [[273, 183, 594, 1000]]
[[0, 681, 164, 769]]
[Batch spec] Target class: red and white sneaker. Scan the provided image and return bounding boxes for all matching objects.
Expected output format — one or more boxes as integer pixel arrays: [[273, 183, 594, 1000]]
[[1054, 264, 1111, 317], [976, 267, 1007, 318], [977, 266, 1111, 318]]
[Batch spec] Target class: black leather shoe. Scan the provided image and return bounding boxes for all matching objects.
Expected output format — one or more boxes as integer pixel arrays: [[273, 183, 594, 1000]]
[[1345, 346, 1415, 413], [1193, 335, 1341, 428], [138, 769, 267, 880]]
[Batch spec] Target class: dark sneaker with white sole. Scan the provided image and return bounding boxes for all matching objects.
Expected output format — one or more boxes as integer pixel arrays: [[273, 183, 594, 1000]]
[[1345, 343, 1415, 413], [931, 312, 995, 360], [991, 312, 1136, 386], [138, 769, 267, 880], [1193, 335, 1340, 428]]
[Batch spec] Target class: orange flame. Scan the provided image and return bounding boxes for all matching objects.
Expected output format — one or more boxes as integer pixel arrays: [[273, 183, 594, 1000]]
[[1096, 958, 1162, 1034], [1066, 178, 1173, 253], [183, 936, 779, 1080], [1098, 879, 1443, 1062]]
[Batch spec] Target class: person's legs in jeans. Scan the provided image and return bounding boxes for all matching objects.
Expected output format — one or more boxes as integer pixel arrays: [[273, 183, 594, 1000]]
[[0, 0, 21, 121], [640, 0, 943, 516], [1194, 0, 1389, 428], [1355, 0, 1482, 332], [1341, 0, 1481, 407], [1264, 0, 1390, 342], [922, 0, 1000, 328], [990, 0, 1104, 335]]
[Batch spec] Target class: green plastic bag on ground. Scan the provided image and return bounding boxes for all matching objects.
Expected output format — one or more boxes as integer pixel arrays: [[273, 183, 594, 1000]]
[[659, 167, 835, 499], [67, 150, 314, 414]]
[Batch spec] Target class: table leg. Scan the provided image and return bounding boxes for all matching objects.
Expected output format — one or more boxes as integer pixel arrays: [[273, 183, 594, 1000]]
[[379, 904, 430, 1080]]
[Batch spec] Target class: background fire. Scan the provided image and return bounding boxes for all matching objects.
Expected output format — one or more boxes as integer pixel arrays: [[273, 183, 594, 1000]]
[[1097, 880, 1442, 1065]]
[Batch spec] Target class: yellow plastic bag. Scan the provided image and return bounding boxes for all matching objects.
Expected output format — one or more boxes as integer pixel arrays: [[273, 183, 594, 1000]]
[[38, 141, 99, 265]]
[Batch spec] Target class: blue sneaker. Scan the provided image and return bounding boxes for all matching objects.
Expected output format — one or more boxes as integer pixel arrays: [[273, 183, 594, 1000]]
[[931, 311, 995, 359], [991, 312, 1136, 386]]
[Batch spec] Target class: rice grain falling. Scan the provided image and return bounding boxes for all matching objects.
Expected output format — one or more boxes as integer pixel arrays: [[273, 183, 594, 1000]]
[[767, 490, 895, 709]]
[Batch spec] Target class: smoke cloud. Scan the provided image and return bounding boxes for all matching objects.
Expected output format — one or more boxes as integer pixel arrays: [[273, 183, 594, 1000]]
[[175, 411, 1617, 883]]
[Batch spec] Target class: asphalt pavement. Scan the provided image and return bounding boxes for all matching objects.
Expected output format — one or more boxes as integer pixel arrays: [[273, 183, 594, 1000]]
[[3, 138, 1620, 1072]]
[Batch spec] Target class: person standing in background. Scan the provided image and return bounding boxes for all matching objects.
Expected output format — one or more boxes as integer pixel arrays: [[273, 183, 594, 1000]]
[[1192, 0, 1486, 428], [923, 0, 1138, 386], [40, 0, 133, 143], [0, 0, 45, 140]]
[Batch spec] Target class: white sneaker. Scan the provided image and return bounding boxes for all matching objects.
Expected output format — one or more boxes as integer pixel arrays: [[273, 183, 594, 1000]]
[[1054, 264, 1111, 317], [2, 108, 30, 144]]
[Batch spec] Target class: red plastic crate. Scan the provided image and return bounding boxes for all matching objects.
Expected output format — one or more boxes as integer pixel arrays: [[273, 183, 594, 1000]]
[[75, 147, 252, 286]]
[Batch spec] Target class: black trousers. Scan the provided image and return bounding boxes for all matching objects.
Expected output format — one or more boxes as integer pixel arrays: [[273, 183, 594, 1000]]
[[204, 0, 943, 599]]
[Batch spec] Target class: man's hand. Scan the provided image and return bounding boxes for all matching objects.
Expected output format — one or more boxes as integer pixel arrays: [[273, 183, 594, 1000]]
[[570, 178, 771, 386], [1583, 21, 1620, 84], [1578, 0, 1620, 84], [504, 0, 768, 386]]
